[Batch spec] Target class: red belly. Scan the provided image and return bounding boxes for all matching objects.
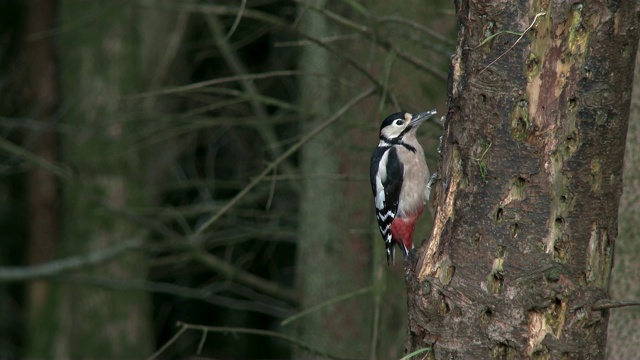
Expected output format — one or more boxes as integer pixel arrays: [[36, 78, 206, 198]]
[[390, 205, 424, 253]]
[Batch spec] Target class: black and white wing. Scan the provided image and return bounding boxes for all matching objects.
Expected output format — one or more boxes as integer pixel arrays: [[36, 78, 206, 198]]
[[370, 146, 404, 264]]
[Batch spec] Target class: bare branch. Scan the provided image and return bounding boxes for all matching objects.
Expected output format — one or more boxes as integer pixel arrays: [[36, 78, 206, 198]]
[[280, 286, 372, 326], [57, 275, 291, 317], [592, 300, 640, 311], [148, 321, 359, 360], [131, 70, 307, 98], [180, 3, 383, 87], [377, 15, 456, 47], [293, 0, 448, 81], [222, 0, 246, 41], [99, 200, 300, 304], [205, 13, 301, 192], [191, 251, 299, 304], [0, 239, 143, 282], [190, 86, 376, 239], [0, 137, 72, 179]]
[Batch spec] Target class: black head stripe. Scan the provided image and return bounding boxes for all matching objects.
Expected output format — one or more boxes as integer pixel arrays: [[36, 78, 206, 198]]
[[380, 136, 416, 153]]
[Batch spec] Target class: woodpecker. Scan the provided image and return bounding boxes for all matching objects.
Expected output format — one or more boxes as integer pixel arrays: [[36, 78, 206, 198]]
[[370, 110, 435, 265]]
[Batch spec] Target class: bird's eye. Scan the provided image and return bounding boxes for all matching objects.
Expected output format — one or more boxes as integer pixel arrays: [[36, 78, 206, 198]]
[[394, 120, 404, 126]]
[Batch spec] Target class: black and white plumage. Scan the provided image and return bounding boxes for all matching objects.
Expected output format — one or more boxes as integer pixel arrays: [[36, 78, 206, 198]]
[[370, 110, 435, 265]]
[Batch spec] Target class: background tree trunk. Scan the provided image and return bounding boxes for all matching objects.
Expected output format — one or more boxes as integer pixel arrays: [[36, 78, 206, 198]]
[[407, 1, 639, 358], [22, 0, 60, 325], [294, 2, 453, 358], [26, 2, 154, 357], [294, 1, 373, 357], [607, 44, 640, 359]]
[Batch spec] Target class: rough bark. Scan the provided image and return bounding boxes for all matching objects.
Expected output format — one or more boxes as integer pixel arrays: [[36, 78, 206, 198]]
[[407, 1, 639, 359], [607, 45, 640, 359]]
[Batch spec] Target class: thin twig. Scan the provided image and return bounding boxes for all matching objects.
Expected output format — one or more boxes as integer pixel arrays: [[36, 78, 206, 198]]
[[592, 300, 640, 311], [399, 348, 432, 360], [155, 321, 359, 360], [0, 137, 72, 179], [143, 11, 190, 111], [206, 13, 300, 192], [197, 328, 208, 355], [192, 251, 299, 304], [480, 12, 546, 73], [131, 70, 306, 98], [295, 0, 448, 81], [266, 165, 277, 211], [369, 266, 384, 360], [223, 0, 246, 41], [147, 325, 188, 360], [190, 87, 376, 240], [0, 239, 143, 282], [280, 286, 373, 326], [182, 4, 382, 87], [377, 50, 396, 116], [57, 275, 291, 317], [377, 15, 456, 47], [100, 200, 299, 303]]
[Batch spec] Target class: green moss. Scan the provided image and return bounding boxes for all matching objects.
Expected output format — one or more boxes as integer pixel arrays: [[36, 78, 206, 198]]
[[544, 306, 562, 334], [511, 99, 530, 140], [526, 52, 541, 78], [545, 267, 560, 282], [438, 257, 455, 285], [566, 4, 589, 60]]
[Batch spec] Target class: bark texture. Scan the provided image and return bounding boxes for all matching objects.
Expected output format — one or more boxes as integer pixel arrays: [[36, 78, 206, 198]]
[[407, 1, 639, 359]]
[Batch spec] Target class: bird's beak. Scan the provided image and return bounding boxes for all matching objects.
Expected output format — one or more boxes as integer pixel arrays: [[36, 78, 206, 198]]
[[408, 110, 437, 128]]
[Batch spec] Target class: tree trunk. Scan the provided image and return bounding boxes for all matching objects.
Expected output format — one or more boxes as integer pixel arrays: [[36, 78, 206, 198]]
[[607, 44, 640, 359], [18, 1, 61, 354], [294, 1, 455, 358], [26, 2, 153, 357], [295, 1, 374, 358], [22, 0, 60, 317], [407, 1, 639, 358]]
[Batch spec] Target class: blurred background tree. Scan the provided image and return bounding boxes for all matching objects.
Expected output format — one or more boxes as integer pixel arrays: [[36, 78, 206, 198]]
[[0, 0, 453, 358], [1, 0, 637, 359]]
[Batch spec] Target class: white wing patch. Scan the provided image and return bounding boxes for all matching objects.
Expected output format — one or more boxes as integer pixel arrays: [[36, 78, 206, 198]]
[[376, 190, 385, 209], [375, 149, 390, 209]]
